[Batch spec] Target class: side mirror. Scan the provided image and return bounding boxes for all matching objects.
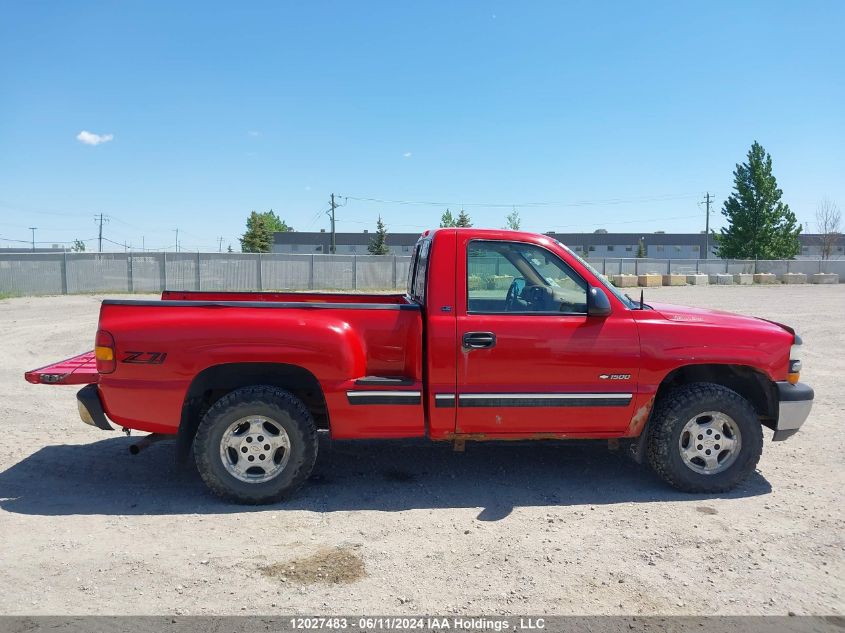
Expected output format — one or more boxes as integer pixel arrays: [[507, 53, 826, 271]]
[[587, 286, 612, 317]]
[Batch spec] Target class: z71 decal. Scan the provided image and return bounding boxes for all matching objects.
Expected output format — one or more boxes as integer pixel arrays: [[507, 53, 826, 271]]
[[122, 351, 168, 364]]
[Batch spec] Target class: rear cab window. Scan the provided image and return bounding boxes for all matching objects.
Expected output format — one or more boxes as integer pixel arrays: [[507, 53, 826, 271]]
[[407, 238, 431, 305]]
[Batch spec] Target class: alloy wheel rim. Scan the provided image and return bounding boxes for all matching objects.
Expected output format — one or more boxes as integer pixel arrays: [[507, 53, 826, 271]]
[[219, 416, 291, 483], [678, 411, 742, 475]]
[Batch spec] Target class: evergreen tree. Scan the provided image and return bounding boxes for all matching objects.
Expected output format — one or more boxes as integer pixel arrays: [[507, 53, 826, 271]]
[[716, 141, 801, 259], [456, 208, 472, 227], [368, 216, 390, 255], [71, 239, 86, 252], [227, 244, 233, 253], [505, 208, 521, 230], [636, 239, 646, 258], [440, 209, 456, 227]]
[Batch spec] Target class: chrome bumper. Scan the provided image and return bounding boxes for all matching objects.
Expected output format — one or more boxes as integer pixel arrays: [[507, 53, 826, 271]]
[[773, 382, 813, 441]]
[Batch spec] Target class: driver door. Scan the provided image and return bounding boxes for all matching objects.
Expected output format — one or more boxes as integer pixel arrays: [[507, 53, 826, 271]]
[[455, 238, 640, 435]]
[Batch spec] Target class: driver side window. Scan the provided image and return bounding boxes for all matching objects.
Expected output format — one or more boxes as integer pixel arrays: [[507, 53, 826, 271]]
[[467, 240, 587, 314]]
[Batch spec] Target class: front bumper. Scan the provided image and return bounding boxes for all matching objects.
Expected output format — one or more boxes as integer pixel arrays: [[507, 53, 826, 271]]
[[77, 384, 113, 431], [773, 381, 813, 441]]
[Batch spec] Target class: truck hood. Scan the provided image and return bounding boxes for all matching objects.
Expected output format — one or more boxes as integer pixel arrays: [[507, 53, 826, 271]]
[[647, 302, 794, 336]]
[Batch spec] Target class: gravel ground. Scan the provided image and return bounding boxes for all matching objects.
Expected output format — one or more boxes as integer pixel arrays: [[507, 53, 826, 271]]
[[0, 286, 843, 616]]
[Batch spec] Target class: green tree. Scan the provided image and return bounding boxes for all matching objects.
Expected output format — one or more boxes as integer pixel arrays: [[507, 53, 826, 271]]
[[368, 216, 390, 255], [456, 208, 472, 227], [440, 209, 456, 227], [239, 210, 293, 253], [227, 244, 233, 253], [505, 208, 521, 230], [71, 239, 86, 252], [716, 141, 801, 259], [636, 239, 646, 258]]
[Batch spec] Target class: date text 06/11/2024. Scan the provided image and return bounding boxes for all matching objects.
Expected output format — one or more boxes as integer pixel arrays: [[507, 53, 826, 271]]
[[288, 617, 547, 631]]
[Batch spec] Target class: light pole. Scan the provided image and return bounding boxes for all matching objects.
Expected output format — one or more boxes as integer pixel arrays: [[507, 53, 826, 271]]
[[28, 227, 37, 251]]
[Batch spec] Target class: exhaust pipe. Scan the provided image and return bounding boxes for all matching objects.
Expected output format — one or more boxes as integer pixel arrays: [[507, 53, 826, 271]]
[[129, 433, 169, 455]]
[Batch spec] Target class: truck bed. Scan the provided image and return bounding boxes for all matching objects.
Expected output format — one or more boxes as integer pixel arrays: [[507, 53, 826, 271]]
[[79, 292, 425, 436]]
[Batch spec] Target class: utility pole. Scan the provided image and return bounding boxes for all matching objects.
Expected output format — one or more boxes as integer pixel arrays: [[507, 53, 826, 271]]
[[327, 193, 337, 254], [94, 213, 108, 252], [142, 236, 145, 251], [218, 237, 223, 253], [174, 228, 179, 253], [703, 192, 713, 259], [28, 227, 37, 251]]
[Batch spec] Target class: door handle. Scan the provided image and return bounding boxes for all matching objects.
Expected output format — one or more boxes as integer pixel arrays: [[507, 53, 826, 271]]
[[462, 331, 496, 350]]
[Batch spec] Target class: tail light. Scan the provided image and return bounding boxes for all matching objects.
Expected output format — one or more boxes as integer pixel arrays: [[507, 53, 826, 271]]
[[95, 330, 116, 374]]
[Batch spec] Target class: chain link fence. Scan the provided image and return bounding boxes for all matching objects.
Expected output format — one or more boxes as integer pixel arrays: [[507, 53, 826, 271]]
[[585, 257, 845, 279], [0, 252, 413, 296], [1, 253, 843, 296]]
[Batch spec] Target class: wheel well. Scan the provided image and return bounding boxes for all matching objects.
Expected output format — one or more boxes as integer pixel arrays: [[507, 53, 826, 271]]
[[176, 363, 328, 463], [656, 364, 778, 424]]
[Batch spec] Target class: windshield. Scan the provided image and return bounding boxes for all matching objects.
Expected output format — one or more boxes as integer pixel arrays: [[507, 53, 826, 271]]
[[555, 240, 638, 309]]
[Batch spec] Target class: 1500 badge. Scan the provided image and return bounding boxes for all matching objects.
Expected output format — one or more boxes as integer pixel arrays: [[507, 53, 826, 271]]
[[599, 373, 630, 380], [122, 351, 167, 364]]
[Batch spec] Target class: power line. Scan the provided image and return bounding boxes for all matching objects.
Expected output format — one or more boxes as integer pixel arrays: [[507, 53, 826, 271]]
[[546, 214, 703, 230], [334, 212, 704, 231], [342, 192, 702, 209]]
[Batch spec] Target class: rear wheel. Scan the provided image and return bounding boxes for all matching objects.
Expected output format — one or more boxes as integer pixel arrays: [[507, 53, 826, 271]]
[[194, 386, 317, 504], [647, 383, 763, 493]]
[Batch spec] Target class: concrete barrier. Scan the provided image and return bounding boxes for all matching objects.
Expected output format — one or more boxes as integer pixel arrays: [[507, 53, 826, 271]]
[[733, 273, 753, 285], [709, 273, 734, 285], [686, 274, 709, 285], [782, 272, 807, 284], [753, 273, 778, 284], [662, 274, 687, 286], [810, 273, 839, 284], [611, 274, 638, 288], [638, 274, 662, 287]]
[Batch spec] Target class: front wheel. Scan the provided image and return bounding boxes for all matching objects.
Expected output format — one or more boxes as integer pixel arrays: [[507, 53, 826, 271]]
[[194, 386, 318, 504], [647, 383, 763, 493]]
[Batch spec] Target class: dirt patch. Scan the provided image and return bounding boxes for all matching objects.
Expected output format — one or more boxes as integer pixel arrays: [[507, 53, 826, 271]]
[[261, 547, 365, 585], [696, 506, 718, 515]]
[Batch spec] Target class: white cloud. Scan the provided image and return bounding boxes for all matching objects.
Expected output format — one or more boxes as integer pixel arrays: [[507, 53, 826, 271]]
[[403, 152, 412, 158], [76, 130, 114, 146], [248, 130, 260, 137]]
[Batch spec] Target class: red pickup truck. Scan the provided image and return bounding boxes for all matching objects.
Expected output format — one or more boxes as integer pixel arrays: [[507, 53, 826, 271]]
[[26, 228, 813, 504]]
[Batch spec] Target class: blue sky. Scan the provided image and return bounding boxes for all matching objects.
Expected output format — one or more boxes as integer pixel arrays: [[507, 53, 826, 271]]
[[1, 1, 843, 251]]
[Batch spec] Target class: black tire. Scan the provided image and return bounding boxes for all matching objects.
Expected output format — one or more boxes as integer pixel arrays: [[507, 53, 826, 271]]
[[194, 385, 318, 504], [647, 382, 763, 493]]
